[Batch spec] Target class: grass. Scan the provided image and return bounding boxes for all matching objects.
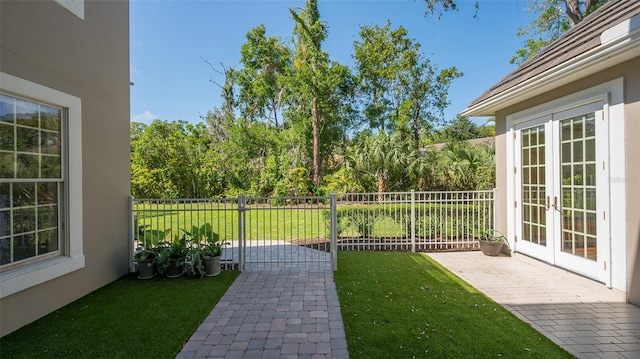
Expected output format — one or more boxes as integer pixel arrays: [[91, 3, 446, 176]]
[[335, 251, 574, 359], [2, 251, 575, 358], [0, 272, 239, 359]]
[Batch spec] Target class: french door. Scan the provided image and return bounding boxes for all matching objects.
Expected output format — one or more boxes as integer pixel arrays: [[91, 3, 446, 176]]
[[514, 103, 610, 284]]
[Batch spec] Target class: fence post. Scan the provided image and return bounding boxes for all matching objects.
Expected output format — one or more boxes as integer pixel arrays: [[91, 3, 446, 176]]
[[128, 196, 135, 273], [411, 190, 416, 253], [492, 188, 498, 231], [330, 193, 338, 271], [238, 194, 246, 271]]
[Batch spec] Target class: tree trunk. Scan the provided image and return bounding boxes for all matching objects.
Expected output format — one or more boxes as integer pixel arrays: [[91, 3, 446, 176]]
[[563, 0, 584, 27], [412, 107, 421, 151], [377, 173, 386, 202], [312, 97, 321, 186]]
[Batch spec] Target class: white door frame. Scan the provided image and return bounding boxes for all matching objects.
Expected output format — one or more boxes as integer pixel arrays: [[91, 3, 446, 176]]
[[505, 78, 626, 290]]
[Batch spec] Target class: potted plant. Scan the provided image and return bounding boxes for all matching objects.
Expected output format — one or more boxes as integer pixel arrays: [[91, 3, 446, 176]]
[[163, 236, 187, 278], [478, 229, 507, 256], [133, 247, 157, 279], [201, 241, 224, 277], [182, 223, 224, 277], [184, 246, 204, 277]]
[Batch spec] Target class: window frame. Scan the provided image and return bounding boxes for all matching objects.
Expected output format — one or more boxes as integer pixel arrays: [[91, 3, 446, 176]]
[[0, 72, 84, 298]]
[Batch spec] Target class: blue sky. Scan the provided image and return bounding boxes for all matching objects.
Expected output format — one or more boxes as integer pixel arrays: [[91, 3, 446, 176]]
[[130, 0, 532, 125]]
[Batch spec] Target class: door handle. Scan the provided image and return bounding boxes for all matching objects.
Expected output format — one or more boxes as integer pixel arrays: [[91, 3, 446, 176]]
[[553, 196, 563, 215], [546, 196, 550, 210]]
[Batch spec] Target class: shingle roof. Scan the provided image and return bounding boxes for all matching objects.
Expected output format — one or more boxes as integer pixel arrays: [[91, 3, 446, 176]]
[[467, 0, 640, 109]]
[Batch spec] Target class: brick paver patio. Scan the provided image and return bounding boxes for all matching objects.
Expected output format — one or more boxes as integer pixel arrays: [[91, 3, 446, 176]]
[[176, 249, 639, 359], [428, 251, 640, 359]]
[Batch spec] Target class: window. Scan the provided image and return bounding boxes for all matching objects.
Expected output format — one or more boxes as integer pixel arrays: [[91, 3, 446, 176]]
[[0, 72, 83, 298], [1, 94, 63, 267]]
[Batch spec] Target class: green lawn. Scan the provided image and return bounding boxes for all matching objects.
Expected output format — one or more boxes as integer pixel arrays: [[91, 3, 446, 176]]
[[335, 251, 573, 359], [0, 272, 239, 359], [1, 251, 570, 359]]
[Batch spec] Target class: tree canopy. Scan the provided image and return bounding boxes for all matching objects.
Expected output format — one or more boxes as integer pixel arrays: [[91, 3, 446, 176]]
[[421, 0, 609, 65], [130, 0, 502, 199], [510, 0, 608, 64]]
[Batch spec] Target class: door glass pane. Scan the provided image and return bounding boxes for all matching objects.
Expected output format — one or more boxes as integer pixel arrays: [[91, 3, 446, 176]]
[[562, 122, 571, 140], [585, 139, 595, 161], [0, 123, 13, 151], [573, 119, 583, 139], [560, 113, 597, 261], [521, 125, 546, 246], [562, 165, 571, 186], [586, 189, 596, 211], [562, 143, 571, 162], [573, 141, 583, 162]]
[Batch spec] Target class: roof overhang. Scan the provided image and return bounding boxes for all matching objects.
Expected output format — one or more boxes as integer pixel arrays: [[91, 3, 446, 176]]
[[461, 14, 640, 117]]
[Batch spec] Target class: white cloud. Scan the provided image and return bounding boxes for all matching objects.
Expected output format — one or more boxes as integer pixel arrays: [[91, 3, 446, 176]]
[[132, 110, 156, 123]]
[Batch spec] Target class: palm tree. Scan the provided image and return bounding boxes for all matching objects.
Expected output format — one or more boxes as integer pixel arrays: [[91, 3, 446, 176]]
[[354, 132, 417, 200]]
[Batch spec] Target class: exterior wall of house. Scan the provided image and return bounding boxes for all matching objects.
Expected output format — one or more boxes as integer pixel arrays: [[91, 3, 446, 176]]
[[494, 58, 640, 305], [494, 124, 508, 241], [0, 0, 130, 336], [624, 59, 640, 305]]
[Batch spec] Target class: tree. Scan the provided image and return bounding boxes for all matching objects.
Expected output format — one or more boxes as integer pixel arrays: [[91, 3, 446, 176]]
[[233, 25, 291, 127], [432, 115, 494, 143], [353, 131, 418, 199], [421, 0, 608, 65], [130, 120, 223, 198], [290, 0, 326, 187], [354, 22, 417, 134], [510, 0, 608, 64], [353, 21, 460, 143], [289, 0, 356, 187], [440, 141, 495, 190]]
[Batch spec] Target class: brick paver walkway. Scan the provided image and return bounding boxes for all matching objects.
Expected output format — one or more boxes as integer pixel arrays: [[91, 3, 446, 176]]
[[176, 269, 348, 359], [428, 251, 640, 359]]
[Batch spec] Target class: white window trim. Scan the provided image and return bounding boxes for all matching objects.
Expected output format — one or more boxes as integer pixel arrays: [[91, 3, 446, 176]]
[[505, 77, 626, 292], [0, 72, 84, 298]]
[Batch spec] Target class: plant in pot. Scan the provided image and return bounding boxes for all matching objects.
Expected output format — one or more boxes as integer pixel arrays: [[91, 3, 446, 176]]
[[184, 246, 204, 277], [157, 236, 187, 278], [169, 236, 188, 278], [201, 241, 224, 277], [182, 223, 224, 277], [133, 247, 157, 279], [478, 229, 508, 256]]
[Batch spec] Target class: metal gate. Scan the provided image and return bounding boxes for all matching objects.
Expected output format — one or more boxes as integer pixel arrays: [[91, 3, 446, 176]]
[[238, 195, 336, 270]]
